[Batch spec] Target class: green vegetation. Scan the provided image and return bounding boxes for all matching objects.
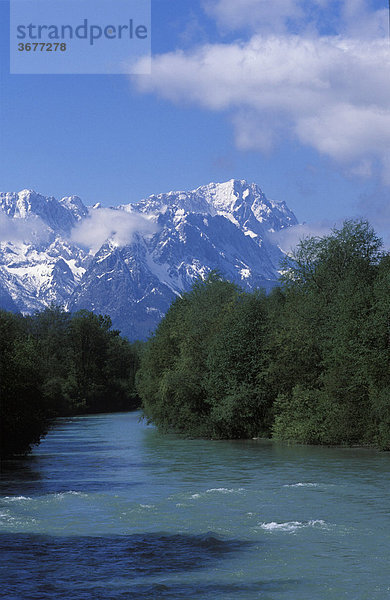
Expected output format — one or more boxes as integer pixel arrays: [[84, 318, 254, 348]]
[[138, 221, 390, 449], [2, 220, 389, 457], [0, 308, 141, 458]]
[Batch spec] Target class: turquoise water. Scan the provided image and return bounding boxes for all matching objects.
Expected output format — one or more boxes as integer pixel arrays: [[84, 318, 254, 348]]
[[1, 412, 389, 599]]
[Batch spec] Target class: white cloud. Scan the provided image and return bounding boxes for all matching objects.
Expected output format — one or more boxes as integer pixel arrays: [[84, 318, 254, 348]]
[[232, 110, 282, 153], [134, 34, 390, 183], [70, 208, 157, 253], [204, 0, 304, 33], [296, 102, 390, 159], [340, 0, 388, 39], [270, 221, 334, 253], [204, 0, 387, 38], [0, 213, 49, 244]]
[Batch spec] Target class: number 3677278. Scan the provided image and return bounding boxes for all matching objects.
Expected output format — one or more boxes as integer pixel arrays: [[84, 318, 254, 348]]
[[18, 42, 67, 51]]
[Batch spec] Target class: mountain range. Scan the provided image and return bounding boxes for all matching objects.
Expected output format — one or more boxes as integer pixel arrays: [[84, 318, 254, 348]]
[[0, 180, 298, 339]]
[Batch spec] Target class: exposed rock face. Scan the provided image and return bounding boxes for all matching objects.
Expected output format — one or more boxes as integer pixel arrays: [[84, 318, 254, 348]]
[[0, 180, 297, 339]]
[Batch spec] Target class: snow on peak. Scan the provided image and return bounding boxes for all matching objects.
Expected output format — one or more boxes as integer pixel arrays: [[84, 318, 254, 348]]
[[119, 179, 297, 236], [60, 195, 88, 220], [0, 180, 299, 340], [18, 189, 37, 197]]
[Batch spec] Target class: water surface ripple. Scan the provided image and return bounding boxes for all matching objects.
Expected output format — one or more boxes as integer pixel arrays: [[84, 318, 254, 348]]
[[1, 412, 389, 599]]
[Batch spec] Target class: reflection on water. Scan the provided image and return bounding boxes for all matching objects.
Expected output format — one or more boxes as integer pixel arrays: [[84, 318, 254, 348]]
[[1, 412, 389, 600]]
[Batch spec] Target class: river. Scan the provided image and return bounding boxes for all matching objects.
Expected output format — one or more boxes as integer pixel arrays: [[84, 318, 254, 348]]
[[1, 411, 389, 599]]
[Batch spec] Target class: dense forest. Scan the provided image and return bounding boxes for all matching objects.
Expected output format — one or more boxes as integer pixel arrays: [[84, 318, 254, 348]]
[[0, 308, 141, 458], [138, 221, 390, 450], [2, 220, 389, 458]]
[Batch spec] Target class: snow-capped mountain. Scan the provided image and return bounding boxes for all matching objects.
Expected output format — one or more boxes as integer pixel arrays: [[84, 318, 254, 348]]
[[0, 190, 90, 314], [0, 180, 298, 339]]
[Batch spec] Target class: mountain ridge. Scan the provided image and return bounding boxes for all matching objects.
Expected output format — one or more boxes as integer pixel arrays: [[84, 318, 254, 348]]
[[0, 180, 298, 339]]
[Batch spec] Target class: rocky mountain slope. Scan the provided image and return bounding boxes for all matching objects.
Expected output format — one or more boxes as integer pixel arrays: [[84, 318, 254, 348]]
[[0, 180, 298, 339]]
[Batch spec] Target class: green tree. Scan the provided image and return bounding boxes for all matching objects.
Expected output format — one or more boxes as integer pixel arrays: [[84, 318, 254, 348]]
[[0, 311, 52, 457], [138, 273, 239, 436], [273, 220, 388, 446], [205, 290, 271, 438]]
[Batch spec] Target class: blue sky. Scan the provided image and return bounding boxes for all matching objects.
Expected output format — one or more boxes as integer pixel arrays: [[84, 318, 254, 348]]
[[0, 0, 389, 239]]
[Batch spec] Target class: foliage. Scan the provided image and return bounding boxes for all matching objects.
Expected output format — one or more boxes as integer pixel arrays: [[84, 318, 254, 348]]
[[205, 290, 272, 438], [1, 307, 142, 458], [0, 311, 50, 457], [3, 219, 388, 455], [137, 273, 240, 436], [138, 273, 274, 438], [272, 220, 389, 447], [138, 221, 390, 449]]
